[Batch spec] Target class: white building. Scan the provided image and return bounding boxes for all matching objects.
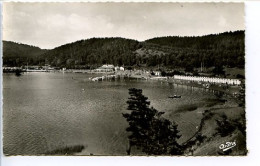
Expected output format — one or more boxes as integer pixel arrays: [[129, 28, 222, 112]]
[[154, 71, 161, 76], [119, 66, 125, 71], [95, 64, 115, 72], [174, 75, 241, 85]]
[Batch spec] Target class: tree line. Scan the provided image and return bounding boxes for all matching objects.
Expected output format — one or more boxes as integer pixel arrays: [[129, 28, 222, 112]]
[[3, 41, 48, 67], [3, 31, 245, 70]]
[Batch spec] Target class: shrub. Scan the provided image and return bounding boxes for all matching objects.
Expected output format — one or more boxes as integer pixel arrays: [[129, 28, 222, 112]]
[[215, 114, 236, 137]]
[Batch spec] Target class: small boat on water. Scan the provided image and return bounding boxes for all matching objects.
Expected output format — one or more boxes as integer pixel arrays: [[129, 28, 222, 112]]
[[168, 95, 182, 99]]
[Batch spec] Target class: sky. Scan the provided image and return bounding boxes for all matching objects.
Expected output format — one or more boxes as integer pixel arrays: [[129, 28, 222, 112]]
[[3, 3, 244, 49]]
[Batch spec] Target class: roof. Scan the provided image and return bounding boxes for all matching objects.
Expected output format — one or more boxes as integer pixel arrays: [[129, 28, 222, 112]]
[[100, 64, 114, 69]]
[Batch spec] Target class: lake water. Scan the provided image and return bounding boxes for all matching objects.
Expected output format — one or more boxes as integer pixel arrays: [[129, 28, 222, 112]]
[[3, 72, 218, 155]]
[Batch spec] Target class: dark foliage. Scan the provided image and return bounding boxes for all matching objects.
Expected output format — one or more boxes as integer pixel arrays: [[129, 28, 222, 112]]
[[150, 71, 155, 76], [236, 74, 245, 79], [215, 114, 237, 137], [159, 70, 184, 77], [237, 113, 246, 136], [161, 70, 166, 77], [203, 110, 214, 120], [123, 88, 183, 155], [15, 69, 22, 77], [3, 41, 48, 66], [42, 37, 141, 68], [3, 31, 245, 70], [144, 31, 245, 68], [212, 65, 225, 76]]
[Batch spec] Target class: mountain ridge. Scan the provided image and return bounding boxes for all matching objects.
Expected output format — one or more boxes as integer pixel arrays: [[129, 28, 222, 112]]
[[3, 30, 245, 69]]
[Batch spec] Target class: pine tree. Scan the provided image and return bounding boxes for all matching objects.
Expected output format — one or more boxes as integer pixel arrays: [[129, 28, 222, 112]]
[[123, 88, 183, 155]]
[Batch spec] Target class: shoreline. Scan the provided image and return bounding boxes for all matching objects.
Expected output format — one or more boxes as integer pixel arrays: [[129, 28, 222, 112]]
[[87, 70, 243, 99], [5, 70, 243, 100]]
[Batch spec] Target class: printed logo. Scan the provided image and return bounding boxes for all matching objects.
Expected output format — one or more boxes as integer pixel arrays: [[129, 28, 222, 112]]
[[219, 141, 236, 151]]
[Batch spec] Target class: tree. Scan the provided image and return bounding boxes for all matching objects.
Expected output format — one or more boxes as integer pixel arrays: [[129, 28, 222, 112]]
[[185, 64, 194, 73], [15, 69, 22, 77], [212, 65, 225, 76], [161, 70, 167, 77], [123, 88, 183, 155], [215, 114, 236, 137]]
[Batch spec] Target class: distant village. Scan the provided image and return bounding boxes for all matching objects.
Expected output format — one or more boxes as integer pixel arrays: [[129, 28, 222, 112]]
[[3, 64, 243, 87]]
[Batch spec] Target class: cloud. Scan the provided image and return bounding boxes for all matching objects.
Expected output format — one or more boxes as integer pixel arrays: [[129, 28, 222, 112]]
[[3, 3, 244, 49]]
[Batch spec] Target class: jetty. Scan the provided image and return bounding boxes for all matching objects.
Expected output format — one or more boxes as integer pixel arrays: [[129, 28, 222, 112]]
[[90, 75, 118, 81]]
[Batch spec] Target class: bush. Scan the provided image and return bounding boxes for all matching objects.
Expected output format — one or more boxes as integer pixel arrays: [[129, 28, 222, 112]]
[[215, 114, 236, 137]]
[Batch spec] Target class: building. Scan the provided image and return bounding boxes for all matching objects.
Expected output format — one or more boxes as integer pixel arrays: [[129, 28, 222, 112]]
[[174, 75, 241, 85], [119, 66, 125, 71], [95, 64, 115, 72], [154, 71, 161, 76]]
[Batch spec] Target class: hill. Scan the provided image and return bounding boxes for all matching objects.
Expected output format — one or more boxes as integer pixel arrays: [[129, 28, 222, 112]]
[[145, 31, 244, 50], [142, 31, 245, 69], [3, 41, 48, 66], [42, 37, 141, 69], [2, 31, 245, 70]]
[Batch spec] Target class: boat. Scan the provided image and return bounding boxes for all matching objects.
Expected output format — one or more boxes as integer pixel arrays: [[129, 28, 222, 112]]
[[168, 95, 182, 99]]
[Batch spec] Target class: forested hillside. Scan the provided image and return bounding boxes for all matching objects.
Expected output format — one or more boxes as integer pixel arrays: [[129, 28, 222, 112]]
[[42, 38, 141, 68], [3, 41, 48, 66], [3, 31, 245, 69], [143, 31, 245, 69]]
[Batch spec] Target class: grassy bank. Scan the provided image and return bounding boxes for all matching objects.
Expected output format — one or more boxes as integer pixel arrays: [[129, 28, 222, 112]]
[[192, 105, 246, 156], [181, 100, 246, 156]]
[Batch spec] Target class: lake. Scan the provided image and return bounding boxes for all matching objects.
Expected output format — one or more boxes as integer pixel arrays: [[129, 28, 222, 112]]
[[3, 72, 219, 155]]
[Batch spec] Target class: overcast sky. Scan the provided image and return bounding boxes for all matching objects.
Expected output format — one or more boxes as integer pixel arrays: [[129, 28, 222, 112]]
[[3, 3, 244, 49]]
